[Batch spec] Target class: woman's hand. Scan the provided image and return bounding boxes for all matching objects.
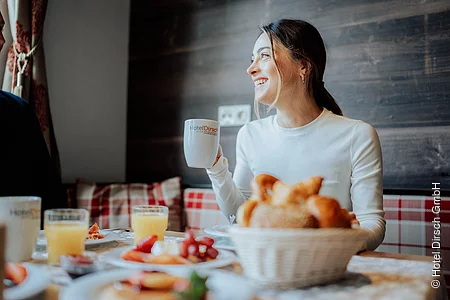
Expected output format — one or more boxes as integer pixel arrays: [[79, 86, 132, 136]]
[[348, 212, 360, 228], [212, 144, 223, 167], [349, 212, 367, 254]]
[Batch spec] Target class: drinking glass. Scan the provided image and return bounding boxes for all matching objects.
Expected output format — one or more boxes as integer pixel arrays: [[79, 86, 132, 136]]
[[44, 209, 89, 264], [131, 205, 169, 244]]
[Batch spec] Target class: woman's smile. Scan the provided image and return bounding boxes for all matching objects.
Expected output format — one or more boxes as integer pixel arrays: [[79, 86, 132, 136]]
[[254, 78, 269, 89]]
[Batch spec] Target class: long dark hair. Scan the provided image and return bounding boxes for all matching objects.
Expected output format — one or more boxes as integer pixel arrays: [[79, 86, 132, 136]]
[[260, 19, 343, 116]]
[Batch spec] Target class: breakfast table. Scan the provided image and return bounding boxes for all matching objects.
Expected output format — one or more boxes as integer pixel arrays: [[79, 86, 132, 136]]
[[23, 230, 448, 300]]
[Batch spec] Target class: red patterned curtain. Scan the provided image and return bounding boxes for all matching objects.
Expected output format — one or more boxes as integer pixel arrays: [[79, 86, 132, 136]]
[[1, 0, 59, 163]]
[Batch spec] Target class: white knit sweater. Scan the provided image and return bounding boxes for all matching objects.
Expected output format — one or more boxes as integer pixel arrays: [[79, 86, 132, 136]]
[[206, 108, 386, 251]]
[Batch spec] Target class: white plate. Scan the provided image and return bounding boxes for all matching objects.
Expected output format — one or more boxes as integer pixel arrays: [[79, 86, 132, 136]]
[[204, 224, 231, 238], [31, 235, 187, 261], [37, 229, 121, 246], [59, 268, 254, 300], [213, 243, 235, 251], [103, 246, 237, 271], [4, 263, 50, 300], [117, 232, 185, 243]]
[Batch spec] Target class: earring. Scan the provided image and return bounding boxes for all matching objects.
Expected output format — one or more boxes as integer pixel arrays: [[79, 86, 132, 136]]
[[301, 76, 305, 84]]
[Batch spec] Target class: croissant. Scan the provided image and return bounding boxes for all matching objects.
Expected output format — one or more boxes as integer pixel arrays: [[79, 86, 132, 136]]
[[237, 175, 352, 229], [236, 198, 259, 227], [306, 195, 351, 228], [250, 174, 279, 203], [271, 176, 323, 207]]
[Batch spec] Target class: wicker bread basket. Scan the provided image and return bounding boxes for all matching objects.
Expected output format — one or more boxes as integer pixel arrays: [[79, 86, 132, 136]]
[[229, 226, 369, 289]]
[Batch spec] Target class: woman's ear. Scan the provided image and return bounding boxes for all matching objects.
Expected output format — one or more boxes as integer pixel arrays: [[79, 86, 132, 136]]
[[299, 60, 309, 83]]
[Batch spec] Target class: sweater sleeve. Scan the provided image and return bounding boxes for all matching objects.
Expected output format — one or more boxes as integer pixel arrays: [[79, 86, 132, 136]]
[[350, 121, 386, 251], [206, 126, 253, 218]]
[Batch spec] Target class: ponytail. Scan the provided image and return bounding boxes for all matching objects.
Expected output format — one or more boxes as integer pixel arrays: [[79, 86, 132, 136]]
[[314, 83, 343, 116]]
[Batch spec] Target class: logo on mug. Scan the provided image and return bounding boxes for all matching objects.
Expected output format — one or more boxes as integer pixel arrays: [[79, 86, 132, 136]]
[[9, 208, 41, 219], [190, 125, 218, 136]]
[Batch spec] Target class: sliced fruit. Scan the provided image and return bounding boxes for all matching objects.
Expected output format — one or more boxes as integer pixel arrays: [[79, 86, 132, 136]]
[[135, 235, 158, 253], [196, 237, 214, 247], [121, 250, 147, 263], [5, 263, 27, 285]]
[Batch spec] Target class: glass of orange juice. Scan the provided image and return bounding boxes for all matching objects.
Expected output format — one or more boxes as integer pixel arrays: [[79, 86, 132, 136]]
[[44, 209, 89, 264], [131, 205, 168, 244]]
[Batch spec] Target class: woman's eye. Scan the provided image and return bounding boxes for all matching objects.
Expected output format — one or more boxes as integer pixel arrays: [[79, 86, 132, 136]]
[[261, 53, 270, 58]]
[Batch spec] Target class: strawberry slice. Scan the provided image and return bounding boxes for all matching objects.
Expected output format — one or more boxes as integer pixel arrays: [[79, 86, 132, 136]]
[[197, 237, 214, 247], [135, 235, 158, 253], [5, 263, 27, 285]]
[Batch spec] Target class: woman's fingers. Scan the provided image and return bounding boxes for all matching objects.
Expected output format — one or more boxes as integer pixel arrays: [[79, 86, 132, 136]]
[[348, 212, 360, 228], [213, 144, 223, 166]]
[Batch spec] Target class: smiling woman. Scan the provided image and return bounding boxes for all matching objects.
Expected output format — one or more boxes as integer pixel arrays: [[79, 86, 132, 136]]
[[205, 19, 386, 252], [248, 20, 342, 120]]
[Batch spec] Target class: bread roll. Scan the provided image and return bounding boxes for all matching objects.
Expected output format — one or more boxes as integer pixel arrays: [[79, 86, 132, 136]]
[[249, 203, 317, 229]]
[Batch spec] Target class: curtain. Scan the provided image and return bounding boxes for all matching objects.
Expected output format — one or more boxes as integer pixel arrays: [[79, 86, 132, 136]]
[[1, 0, 59, 165]]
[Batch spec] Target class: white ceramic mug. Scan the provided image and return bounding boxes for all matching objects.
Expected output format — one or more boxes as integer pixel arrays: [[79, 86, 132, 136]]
[[184, 119, 220, 168], [0, 197, 41, 262]]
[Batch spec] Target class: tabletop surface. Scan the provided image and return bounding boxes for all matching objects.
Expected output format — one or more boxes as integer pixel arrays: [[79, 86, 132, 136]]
[[15, 230, 449, 300]]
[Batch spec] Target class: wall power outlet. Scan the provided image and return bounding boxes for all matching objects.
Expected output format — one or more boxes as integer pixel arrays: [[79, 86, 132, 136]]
[[218, 104, 252, 127]]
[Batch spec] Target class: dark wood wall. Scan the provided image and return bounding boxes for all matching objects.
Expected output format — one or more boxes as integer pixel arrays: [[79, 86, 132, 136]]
[[127, 0, 450, 191]]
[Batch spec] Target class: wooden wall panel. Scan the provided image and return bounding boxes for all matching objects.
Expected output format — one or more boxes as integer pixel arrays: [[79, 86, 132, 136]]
[[127, 0, 450, 191], [127, 134, 238, 186], [128, 125, 450, 189], [129, 0, 267, 59], [379, 126, 450, 189], [269, 0, 450, 29]]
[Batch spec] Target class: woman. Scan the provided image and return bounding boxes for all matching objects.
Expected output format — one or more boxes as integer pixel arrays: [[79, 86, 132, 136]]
[[206, 19, 385, 251]]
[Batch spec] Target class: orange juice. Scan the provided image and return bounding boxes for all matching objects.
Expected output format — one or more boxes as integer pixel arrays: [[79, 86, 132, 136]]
[[132, 213, 168, 244], [45, 222, 87, 263]]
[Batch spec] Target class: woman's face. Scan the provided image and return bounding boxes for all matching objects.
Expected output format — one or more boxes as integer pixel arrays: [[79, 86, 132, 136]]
[[247, 33, 299, 106]]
